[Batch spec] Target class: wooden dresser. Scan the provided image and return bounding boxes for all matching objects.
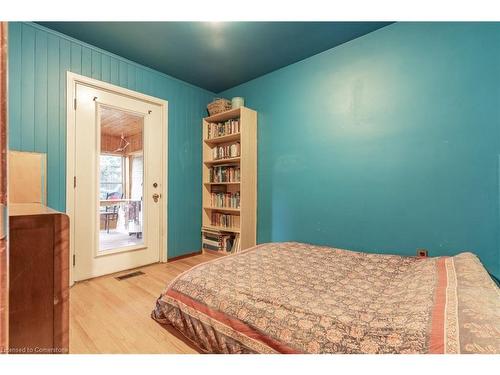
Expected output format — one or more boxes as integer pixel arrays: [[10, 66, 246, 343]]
[[8, 203, 69, 354]]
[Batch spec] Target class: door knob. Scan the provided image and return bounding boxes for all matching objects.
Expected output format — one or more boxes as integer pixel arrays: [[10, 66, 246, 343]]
[[152, 193, 160, 202]]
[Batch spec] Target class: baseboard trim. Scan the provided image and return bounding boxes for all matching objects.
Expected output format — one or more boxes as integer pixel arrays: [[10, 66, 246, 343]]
[[167, 251, 202, 262]]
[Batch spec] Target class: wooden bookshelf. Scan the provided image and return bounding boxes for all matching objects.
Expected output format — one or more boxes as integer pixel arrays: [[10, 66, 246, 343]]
[[202, 225, 241, 234], [203, 182, 240, 186], [204, 132, 241, 146], [203, 206, 241, 213], [204, 107, 241, 123], [204, 157, 241, 166], [202, 106, 257, 253]]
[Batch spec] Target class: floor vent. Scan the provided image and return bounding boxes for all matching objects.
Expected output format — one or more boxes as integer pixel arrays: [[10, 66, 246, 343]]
[[115, 270, 145, 280]]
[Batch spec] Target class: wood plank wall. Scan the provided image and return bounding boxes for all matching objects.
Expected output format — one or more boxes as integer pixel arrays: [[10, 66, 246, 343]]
[[8, 22, 215, 258]]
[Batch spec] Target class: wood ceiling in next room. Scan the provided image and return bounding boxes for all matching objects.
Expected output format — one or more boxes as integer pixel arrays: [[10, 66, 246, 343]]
[[100, 107, 143, 138]]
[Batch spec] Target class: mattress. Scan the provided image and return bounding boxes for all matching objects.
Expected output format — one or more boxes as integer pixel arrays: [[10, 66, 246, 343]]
[[152, 242, 500, 354]]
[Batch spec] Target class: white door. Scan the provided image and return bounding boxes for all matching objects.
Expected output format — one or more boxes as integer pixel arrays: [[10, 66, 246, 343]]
[[73, 82, 164, 281]]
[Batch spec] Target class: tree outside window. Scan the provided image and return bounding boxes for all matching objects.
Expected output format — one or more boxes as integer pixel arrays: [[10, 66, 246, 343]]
[[100, 155, 123, 199]]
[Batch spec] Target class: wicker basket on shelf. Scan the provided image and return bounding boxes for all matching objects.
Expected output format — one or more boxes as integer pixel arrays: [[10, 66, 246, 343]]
[[207, 98, 232, 116]]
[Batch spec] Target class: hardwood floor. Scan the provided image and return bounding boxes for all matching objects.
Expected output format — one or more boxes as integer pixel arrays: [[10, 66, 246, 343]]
[[70, 253, 218, 353]]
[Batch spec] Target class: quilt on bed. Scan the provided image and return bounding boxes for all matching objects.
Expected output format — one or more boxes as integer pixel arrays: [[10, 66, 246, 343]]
[[152, 242, 500, 354]]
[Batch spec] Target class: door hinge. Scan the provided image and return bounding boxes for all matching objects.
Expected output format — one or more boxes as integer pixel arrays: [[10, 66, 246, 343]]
[[73, 254, 76, 267], [73, 98, 77, 110], [73, 176, 76, 188]]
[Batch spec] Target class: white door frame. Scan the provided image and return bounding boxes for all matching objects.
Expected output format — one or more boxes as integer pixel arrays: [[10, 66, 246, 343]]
[[66, 72, 168, 286]]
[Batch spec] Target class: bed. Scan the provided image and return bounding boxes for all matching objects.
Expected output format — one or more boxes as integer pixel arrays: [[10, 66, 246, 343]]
[[152, 242, 500, 354]]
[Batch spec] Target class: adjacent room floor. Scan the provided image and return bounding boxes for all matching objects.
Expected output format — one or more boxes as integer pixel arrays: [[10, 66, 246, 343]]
[[99, 230, 143, 251], [70, 252, 218, 354]]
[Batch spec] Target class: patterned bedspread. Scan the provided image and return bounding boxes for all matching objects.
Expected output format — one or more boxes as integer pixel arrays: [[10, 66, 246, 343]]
[[152, 242, 500, 354]]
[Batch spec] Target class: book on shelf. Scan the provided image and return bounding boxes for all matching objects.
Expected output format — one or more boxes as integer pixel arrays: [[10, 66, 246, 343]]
[[202, 243, 220, 251], [203, 239, 219, 247], [231, 234, 241, 254], [211, 212, 240, 229], [202, 228, 237, 253], [212, 142, 240, 160], [209, 165, 240, 183], [207, 119, 240, 139], [210, 191, 240, 209]]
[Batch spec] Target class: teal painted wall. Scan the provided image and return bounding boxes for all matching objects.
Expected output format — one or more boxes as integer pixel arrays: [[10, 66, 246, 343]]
[[221, 22, 500, 277], [8, 22, 215, 258]]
